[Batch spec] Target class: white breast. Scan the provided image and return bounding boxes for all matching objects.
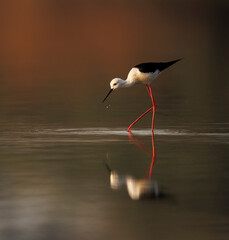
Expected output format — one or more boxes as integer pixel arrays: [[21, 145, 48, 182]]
[[126, 68, 139, 83], [127, 68, 161, 84]]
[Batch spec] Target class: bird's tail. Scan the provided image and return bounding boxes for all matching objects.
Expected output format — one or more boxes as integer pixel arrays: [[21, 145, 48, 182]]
[[160, 58, 182, 71]]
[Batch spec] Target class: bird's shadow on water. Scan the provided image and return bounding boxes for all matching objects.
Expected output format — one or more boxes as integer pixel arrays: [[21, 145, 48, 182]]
[[103, 130, 177, 202]]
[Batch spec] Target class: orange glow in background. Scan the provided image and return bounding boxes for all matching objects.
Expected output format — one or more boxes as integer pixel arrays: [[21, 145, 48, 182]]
[[0, 0, 228, 126]]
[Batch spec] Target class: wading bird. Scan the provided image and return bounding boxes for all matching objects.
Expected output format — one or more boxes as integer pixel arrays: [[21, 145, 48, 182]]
[[103, 59, 181, 132]]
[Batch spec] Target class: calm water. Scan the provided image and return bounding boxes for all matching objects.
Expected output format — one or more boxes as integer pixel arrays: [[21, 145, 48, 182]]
[[0, 104, 228, 240]]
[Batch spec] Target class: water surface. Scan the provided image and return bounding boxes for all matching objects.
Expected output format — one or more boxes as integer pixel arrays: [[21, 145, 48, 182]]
[[0, 121, 228, 240]]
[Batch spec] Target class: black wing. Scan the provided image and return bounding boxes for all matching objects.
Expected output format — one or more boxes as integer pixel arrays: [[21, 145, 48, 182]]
[[134, 59, 182, 73]]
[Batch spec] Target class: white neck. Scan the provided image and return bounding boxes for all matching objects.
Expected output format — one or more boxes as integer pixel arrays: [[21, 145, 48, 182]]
[[119, 78, 135, 88]]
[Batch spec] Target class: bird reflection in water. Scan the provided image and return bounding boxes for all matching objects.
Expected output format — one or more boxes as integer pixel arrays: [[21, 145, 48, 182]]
[[106, 132, 162, 200]]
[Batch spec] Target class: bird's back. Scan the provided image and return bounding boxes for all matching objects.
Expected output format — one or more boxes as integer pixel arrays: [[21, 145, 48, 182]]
[[134, 59, 181, 73]]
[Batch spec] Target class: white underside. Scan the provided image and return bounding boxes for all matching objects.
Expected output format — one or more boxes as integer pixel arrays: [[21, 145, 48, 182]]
[[127, 68, 161, 85]]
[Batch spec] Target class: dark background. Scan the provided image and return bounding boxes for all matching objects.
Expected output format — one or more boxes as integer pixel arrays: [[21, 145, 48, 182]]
[[0, 0, 228, 129]]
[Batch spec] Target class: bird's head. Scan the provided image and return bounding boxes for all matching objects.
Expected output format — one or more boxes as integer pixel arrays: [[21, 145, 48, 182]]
[[103, 78, 125, 103], [110, 78, 124, 90]]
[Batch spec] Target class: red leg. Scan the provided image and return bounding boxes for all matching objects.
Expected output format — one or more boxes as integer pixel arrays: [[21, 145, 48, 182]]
[[127, 84, 156, 132], [127, 106, 153, 132], [148, 85, 156, 132], [147, 84, 156, 177], [146, 84, 150, 95]]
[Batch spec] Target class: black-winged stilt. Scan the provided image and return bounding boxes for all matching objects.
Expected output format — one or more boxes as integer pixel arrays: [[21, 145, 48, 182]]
[[103, 59, 181, 132]]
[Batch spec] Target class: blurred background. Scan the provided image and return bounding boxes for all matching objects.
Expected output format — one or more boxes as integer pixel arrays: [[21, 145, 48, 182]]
[[0, 0, 228, 128], [0, 1, 229, 240]]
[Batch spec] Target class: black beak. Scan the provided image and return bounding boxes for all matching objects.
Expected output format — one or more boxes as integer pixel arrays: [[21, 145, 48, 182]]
[[102, 89, 113, 103]]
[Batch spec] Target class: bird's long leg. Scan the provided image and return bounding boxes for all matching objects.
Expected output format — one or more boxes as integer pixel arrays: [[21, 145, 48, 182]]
[[148, 85, 156, 132], [127, 84, 156, 132], [127, 106, 153, 132], [145, 84, 150, 95]]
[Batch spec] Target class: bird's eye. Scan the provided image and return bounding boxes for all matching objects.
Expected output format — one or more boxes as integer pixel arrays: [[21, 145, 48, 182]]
[[113, 83, 117, 86]]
